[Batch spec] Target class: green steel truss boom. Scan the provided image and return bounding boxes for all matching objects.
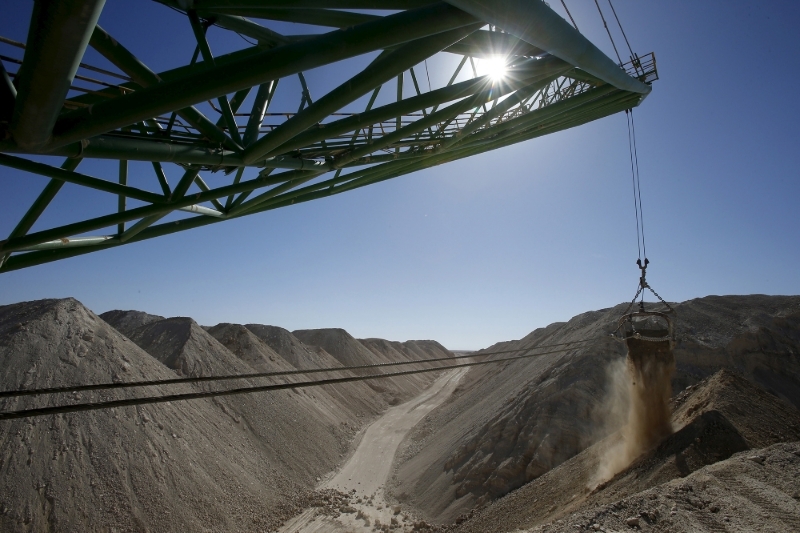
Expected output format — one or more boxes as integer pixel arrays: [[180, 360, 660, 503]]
[[0, 0, 657, 272]]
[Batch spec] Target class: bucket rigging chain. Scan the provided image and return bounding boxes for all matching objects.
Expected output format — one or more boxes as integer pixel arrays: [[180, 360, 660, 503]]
[[622, 258, 674, 318]]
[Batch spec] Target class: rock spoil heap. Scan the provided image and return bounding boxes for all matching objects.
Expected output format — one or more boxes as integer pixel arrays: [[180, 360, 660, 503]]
[[0, 298, 453, 532], [389, 295, 800, 524], [449, 370, 800, 533]]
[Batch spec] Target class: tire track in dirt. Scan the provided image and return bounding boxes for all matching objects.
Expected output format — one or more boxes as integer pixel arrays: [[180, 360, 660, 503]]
[[280, 368, 468, 532]]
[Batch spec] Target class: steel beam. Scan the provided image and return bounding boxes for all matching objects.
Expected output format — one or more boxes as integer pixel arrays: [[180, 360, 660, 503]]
[[242, 91, 637, 213], [0, 158, 83, 266], [119, 214, 165, 243], [50, 3, 479, 149], [444, 30, 544, 58], [0, 0, 657, 272], [89, 25, 240, 151], [17, 236, 114, 252], [215, 87, 251, 130], [192, 175, 226, 211], [152, 162, 172, 196], [205, 7, 378, 28], [229, 172, 325, 215], [0, 59, 16, 123], [5, 158, 82, 242], [10, 0, 106, 150], [275, 73, 494, 157], [0, 136, 244, 166], [243, 81, 276, 147], [179, 204, 225, 217], [0, 87, 630, 275], [445, 0, 650, 94], [171, 167, 202, 201], [434, 75, 567, 153], [0, 153, 167, 204], [334, 86, 487, 168], [257, 97, 641, 213], [188, 11, 243, 146], [458, 85, 621, 148], [8, 87, 630, 268], [0, 169, 318, 255], [117, 160, 127, 234], [280, 55, 559, 156], [243, 22, 481, 164], [198, 13, 289, 47], [63, 44, 265, 110], [190, 1, 438, 11]]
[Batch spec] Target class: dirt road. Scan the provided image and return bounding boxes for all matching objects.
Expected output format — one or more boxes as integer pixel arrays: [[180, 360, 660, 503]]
[[280, 367, 468, 532]]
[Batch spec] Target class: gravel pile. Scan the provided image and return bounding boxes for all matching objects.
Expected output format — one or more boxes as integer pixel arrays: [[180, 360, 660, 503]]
[[444, 370, 800, 533], [390, 295, 800, 524], [0, 298, 453, 532]]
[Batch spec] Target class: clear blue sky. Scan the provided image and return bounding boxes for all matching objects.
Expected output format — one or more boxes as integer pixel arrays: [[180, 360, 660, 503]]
[[1, 1, 798, 349]]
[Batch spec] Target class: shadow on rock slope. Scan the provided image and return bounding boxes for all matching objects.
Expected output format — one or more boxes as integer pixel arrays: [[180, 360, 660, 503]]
[[0, 298, 452, 532], [1, 299, 329, 532], [293, 328, 443, 406], [450, 369, 800, 533], [389, 295, 800, 524]]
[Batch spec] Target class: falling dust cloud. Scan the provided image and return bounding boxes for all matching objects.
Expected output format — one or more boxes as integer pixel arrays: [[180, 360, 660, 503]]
[[593, 337, 675, 485]]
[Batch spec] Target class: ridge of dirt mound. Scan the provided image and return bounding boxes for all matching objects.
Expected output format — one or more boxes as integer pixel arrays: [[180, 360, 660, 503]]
[[389, 310, 626, 523], [1, 298, 173, 397], [293, 328, 388, 368], [671, 295, 800, 407], [390, 295, 800, 524], [2, 298, 441, 532], [110, 315, 366, 472], [672, 368, 800, 447], [528, 441, 800, 533], [207, 322, 293, 372], [360, 338, 454, 364], [0, 299, 315, 531], [244, 323, 393, 419], [98, 309, 165, 338], [245, 323, 343, 370], [449, 369, 800, 533], [293, 328, 437, 404], [407, 340, 455, 358], [118, 316, 249, 376]]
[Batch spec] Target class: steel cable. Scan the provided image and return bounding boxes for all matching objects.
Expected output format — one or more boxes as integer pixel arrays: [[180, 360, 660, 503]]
[[559, 0, 580, 31], [0, 342, 610, 421], [0, 339, 599, 400], [626, 109, 642, 261], [606, 0, 634, 58], [630, 109, 646, 259], [593, 0, 622, 64]]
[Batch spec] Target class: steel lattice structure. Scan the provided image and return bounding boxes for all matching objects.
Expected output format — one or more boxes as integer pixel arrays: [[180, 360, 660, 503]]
[[0, 0, 657, 273]]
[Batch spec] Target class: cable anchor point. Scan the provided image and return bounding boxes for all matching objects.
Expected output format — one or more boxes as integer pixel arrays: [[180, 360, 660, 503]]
[[636, 257, 650, 311]]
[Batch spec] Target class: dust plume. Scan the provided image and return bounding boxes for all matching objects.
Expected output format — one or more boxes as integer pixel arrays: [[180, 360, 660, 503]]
[[593, 339, 675, 485]]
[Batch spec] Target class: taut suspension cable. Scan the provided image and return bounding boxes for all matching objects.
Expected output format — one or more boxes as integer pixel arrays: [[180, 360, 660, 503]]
[[593, 0, 622, 64]]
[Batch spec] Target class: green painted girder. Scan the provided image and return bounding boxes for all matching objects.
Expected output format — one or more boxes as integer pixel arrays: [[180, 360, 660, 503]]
[[0, 0, 657, 272], [241, 22, 484, 164], [49, 3, 481, 149], [10, 0, 106, 151], [89, 24, 240, 151]]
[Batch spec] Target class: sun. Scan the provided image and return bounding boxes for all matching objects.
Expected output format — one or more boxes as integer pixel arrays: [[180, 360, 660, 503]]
[[479, 55, 508, 82]]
